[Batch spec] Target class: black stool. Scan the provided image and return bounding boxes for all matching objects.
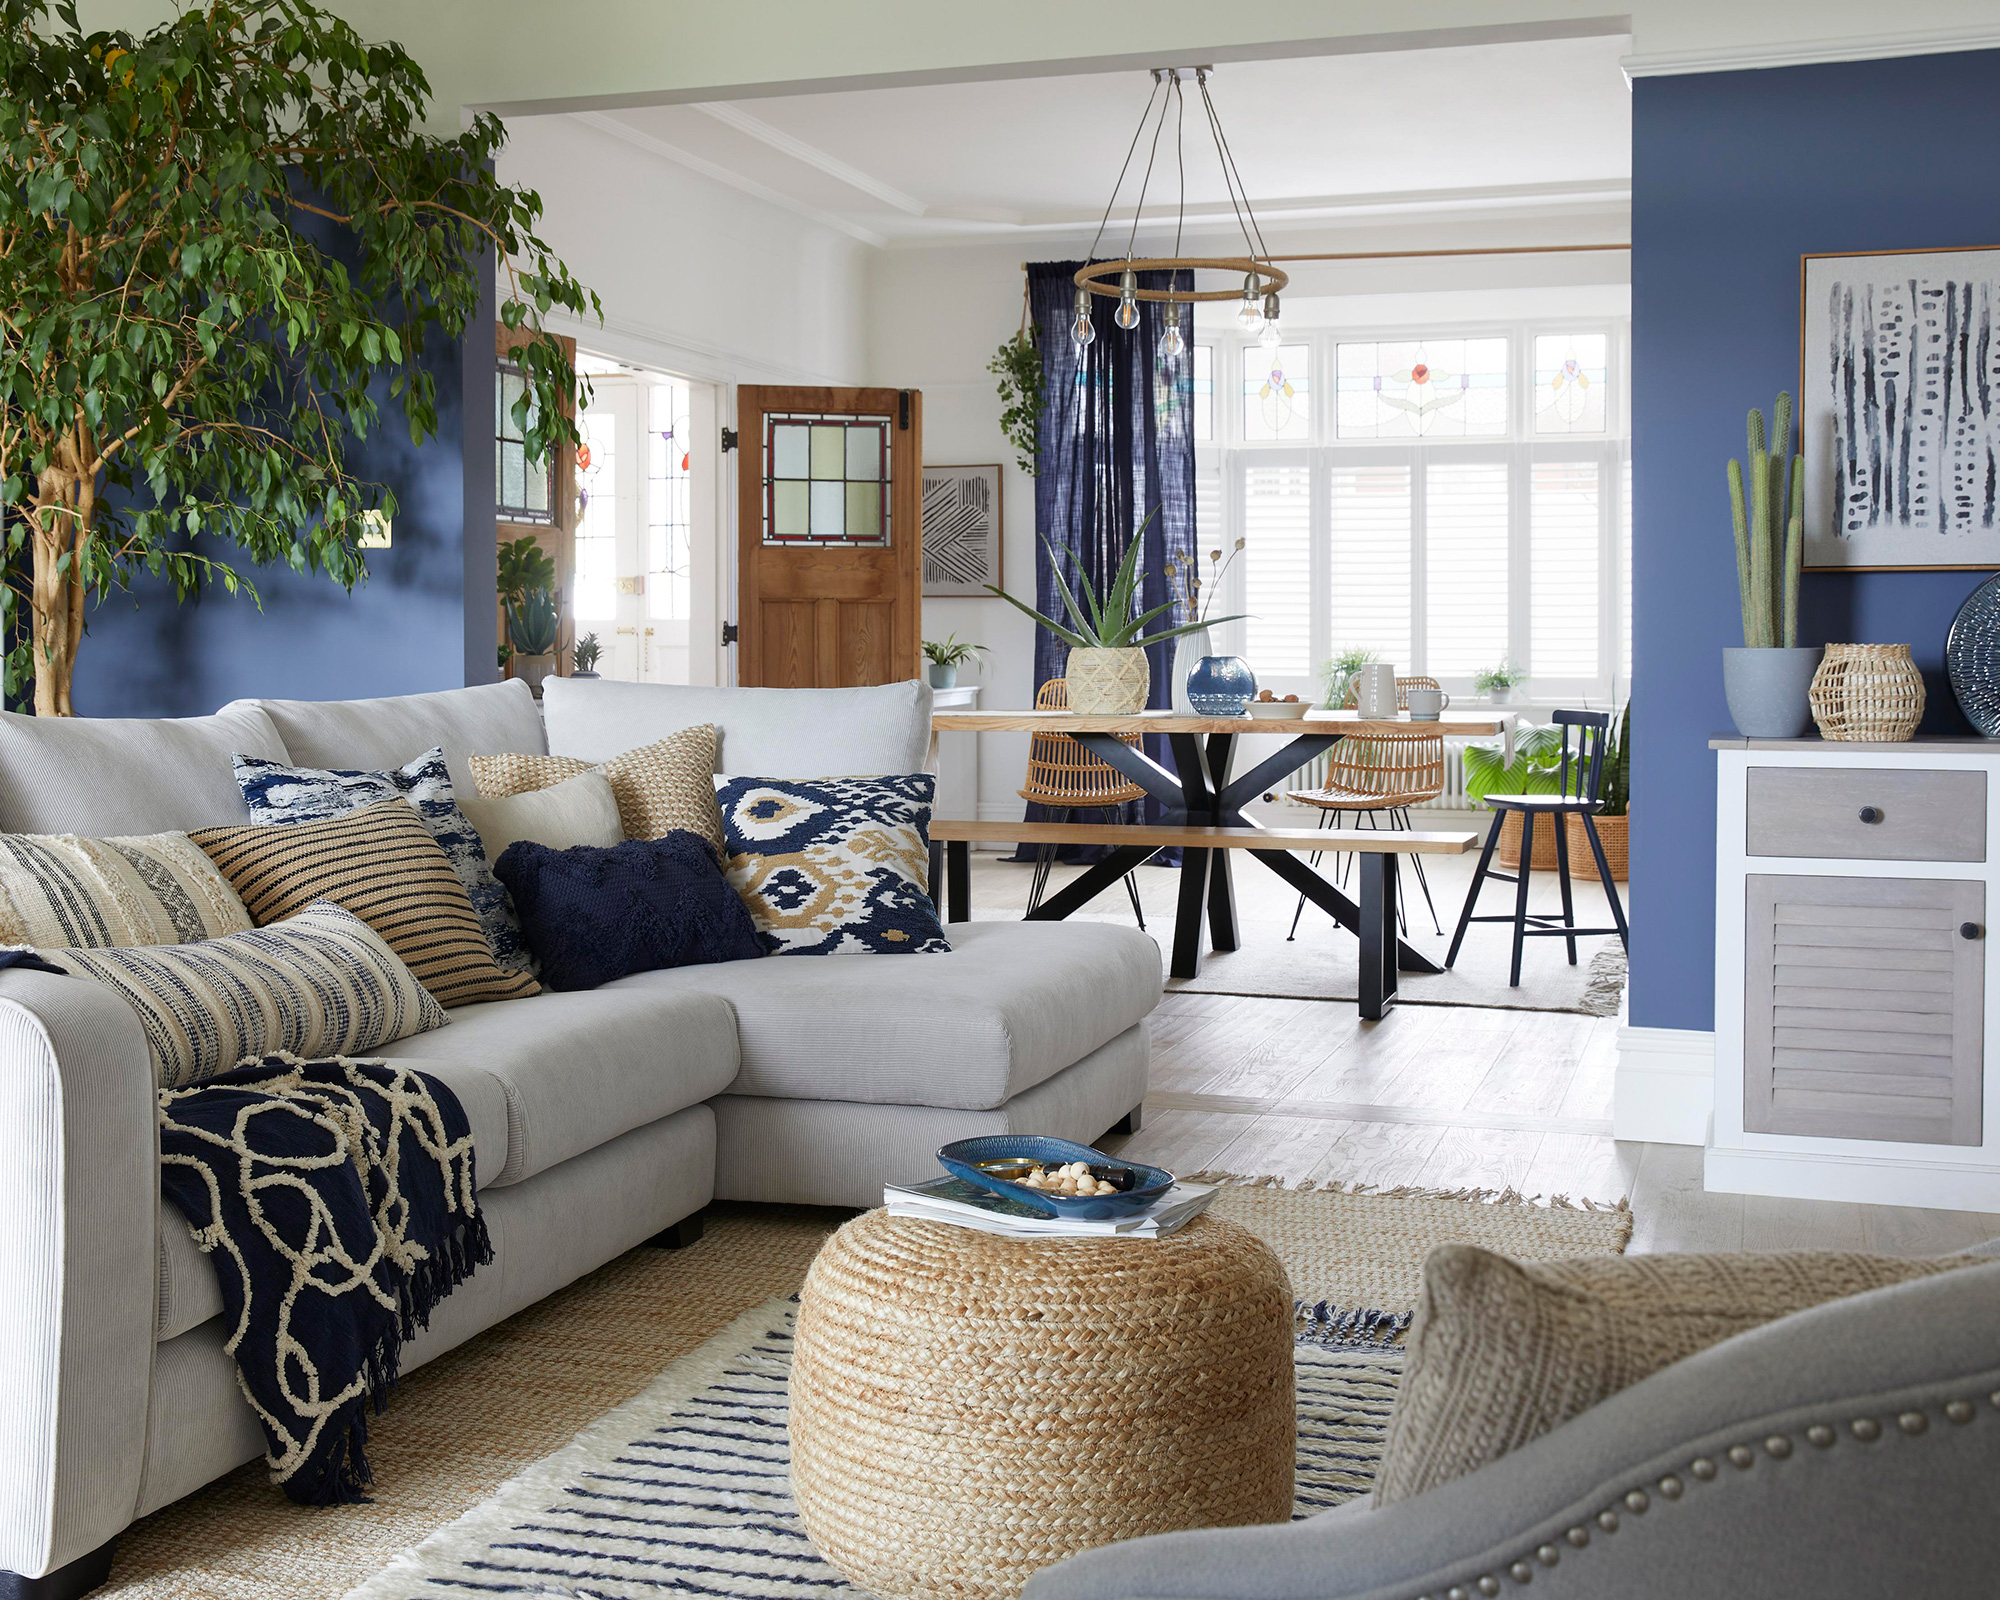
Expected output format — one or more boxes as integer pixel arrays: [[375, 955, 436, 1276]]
[[1445, 709, 1629, 987]]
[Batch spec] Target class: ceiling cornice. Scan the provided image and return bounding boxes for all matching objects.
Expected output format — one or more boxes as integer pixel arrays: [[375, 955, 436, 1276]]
[[570, 110, 888, 248], [1623, 23, 2000, 79], [689, 103, 927, 216]]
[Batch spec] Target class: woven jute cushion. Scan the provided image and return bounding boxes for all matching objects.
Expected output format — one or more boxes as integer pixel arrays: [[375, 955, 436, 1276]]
[[789, 1209, 1296, 1600], [1376, 1244, 1982, 1504], [468, 724, 726, 862]]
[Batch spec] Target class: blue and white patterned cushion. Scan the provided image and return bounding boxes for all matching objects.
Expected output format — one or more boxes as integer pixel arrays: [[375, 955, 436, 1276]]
[[717, 773, 951, 956], [233, 747, 530, 974]]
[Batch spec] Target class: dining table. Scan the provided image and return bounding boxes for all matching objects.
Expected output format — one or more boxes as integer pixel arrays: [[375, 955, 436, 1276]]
[[928, 707, 1515, 981]]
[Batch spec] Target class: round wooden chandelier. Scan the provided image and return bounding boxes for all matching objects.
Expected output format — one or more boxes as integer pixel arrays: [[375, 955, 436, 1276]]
[[1070, 67, 1288, 357]]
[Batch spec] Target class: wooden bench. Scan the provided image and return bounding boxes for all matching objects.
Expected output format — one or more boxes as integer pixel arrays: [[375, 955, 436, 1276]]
[[927, 819, 1477, 1018]]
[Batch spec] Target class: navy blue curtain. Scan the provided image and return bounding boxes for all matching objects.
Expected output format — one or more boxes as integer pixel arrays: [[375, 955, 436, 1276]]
[[1014, 260, 1196, 860]]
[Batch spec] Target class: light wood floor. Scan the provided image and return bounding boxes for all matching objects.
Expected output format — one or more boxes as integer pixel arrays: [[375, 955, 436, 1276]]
[[961, 857, 2000, 1256]]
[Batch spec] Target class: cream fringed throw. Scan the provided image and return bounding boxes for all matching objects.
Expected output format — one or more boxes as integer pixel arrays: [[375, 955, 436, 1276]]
[[157, 1054, 491, 1505], [1375, 1245, 1981, 1503]]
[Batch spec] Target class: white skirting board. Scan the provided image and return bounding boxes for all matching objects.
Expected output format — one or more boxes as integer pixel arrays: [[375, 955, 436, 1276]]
[[1614, 1026, 1714, 1146], [1705, 1145, 2000, 1214]]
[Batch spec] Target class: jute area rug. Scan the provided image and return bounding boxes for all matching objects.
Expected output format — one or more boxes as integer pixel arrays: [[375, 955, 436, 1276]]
[[102, 1186, 1631, 1600]]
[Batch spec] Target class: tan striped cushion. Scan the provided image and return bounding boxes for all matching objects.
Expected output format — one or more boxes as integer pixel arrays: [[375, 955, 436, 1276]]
[[191, 797, 539, 1008], [470, 724, 725, 861]]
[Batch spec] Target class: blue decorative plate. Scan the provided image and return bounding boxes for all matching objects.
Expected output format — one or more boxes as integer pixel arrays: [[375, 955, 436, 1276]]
[[936, 1135, 1175, 1220], [1947, 574, 2000, 737]]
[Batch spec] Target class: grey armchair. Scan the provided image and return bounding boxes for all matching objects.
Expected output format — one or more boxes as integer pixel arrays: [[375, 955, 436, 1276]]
[[1027, 1260, 2000, 1599]]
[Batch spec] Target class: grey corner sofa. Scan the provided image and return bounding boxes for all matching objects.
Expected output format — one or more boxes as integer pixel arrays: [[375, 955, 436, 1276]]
[[1026, 1258, 2000, 1600], [0, 674, 1162, 1598]]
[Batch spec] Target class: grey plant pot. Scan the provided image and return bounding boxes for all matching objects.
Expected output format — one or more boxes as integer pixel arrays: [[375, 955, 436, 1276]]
[[1723, 645, 1824, 738], [927, 662, 958, 690]]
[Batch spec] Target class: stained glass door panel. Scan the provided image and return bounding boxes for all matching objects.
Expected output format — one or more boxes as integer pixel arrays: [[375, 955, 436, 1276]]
[[736, 387, 922, 687]]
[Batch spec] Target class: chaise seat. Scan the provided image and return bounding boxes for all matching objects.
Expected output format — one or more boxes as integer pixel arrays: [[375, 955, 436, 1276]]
[[607, 919, 1162, 1111]]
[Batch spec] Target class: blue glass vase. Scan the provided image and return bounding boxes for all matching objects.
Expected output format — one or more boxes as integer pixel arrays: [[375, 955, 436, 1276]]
[[1186, 654, 1256, 716]]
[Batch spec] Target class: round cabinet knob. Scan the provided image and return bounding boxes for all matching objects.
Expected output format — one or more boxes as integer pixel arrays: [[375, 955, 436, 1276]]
[[1857, 806, 1884, 824], [1961, 923, 1983, 941]]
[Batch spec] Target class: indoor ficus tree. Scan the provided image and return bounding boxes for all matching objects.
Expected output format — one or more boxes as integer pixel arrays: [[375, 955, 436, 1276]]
[[0, 0, 598, 714]]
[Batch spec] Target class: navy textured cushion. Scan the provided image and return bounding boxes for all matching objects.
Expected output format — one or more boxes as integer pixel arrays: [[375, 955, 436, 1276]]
[[493, 832, 765, 991]]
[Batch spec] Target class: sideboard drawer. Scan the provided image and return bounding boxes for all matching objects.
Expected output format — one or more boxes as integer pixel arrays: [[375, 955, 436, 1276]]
[[1746, 768, 1986, 861]]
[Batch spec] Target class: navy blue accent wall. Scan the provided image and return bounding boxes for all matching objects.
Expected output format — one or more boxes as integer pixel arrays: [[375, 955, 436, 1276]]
[[1630, 49, 2000, 1034], [69, 258, 497, 718]]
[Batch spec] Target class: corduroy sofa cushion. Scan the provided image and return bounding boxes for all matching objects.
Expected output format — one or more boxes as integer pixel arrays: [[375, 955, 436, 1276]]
[[191, 797, 539, 1008], [1375, 1243, 1981, 1504]]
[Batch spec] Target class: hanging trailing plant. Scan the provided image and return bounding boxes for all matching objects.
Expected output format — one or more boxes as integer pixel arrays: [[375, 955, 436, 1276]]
[[988, 328, 1041, 476]]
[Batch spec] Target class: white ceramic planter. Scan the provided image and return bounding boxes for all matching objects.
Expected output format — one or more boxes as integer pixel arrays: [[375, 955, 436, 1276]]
[[1066, 646, 1150, 713]]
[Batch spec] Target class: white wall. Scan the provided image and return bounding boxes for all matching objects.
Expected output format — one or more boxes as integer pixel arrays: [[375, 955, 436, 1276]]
[[869, 210, 1630, 822], [499, 114, 870, 388]]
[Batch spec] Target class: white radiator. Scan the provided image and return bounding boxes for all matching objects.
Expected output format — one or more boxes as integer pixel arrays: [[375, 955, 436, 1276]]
[[1274, 741, 1479, 811]]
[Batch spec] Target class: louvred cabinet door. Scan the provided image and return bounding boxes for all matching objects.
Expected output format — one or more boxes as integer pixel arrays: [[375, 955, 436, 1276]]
[[735, 386, 922, 687]]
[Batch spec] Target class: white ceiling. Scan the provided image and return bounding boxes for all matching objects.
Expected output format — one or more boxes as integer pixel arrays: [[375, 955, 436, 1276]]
[[573, 34, 1632, 248]]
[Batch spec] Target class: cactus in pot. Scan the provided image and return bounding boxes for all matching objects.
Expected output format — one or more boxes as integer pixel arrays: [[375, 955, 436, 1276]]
[[1721, 392, 1821, 737]]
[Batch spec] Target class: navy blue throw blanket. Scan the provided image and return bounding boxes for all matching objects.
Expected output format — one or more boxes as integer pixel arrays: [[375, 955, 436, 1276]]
[[157, 1054, 491, 1505]]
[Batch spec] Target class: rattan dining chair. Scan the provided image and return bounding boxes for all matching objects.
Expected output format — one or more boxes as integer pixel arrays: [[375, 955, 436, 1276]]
[[1018, 676, 1149, 927], [1285, 675, 1446, 939]]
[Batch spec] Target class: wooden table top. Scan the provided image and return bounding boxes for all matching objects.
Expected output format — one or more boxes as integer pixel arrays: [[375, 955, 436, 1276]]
[[930, 708, 1513, 737]]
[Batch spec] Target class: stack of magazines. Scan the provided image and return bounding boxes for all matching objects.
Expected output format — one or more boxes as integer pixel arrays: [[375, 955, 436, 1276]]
[[885, 1175, 1218, 1239]]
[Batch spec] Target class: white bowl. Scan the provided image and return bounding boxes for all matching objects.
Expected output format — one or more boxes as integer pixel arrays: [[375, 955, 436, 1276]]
[[1245, 700, 1311, 720]]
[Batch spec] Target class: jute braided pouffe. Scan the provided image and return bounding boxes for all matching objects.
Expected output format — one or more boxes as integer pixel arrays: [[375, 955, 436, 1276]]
[[789, 1209, 1296, 1600]]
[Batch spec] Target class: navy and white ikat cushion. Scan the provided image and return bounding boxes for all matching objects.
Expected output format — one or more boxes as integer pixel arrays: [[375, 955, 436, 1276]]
[[717, 774, 952, 956]]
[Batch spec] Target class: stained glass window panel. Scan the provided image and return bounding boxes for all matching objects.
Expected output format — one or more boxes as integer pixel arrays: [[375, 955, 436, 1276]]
[[1531, 460, 1600, 677], [762, 413, 892, 545], [1425, 462, 1510, 674], [573, 409, 618, 621], [1242, 344, 1310, 442], [1335, 339, 1508, 439], [1193, 345, 1213, 441], [1533, 333, 1609, 434]]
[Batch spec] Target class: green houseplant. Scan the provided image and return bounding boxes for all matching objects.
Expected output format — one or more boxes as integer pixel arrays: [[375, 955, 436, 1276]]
[[1473, 662, 1523, 704], [571, 630, 602, 678], [986, 513, 1243, 713], [988, 326, 1042, 475], [506, 587, 560, 695], [922, 633, 985, 691], [0, 0, 598, 714], [1722, 391, 1819, 736], [1319, 645, 1379, 711]]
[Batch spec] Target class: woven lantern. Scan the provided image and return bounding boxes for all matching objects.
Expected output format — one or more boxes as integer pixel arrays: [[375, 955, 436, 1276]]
[[1808, 643, 1925, 742]]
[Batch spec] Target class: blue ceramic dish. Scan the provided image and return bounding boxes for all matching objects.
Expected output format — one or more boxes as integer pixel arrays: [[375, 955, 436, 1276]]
[[936, 1134, 1176, 1220]]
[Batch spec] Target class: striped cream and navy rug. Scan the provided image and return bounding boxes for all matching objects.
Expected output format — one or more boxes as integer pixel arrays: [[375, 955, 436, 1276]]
[[347, 1298, 1403, 1599]]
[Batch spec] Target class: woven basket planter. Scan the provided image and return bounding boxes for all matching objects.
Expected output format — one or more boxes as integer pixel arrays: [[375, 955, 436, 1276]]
[[1808, 643, 1925, 742], [1569, 811, 1628, 881], [790, 1210, 1295, 1600], [1494, 809, 1560, 871], [1064, 646, 1150, 714]]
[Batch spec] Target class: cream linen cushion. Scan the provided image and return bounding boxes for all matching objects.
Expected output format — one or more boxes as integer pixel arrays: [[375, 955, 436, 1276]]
[[0, 831, 252, 947], [1375, 1244, 1982, 1504], [470, 724, 725, 862], [458, 768, 624, 861]]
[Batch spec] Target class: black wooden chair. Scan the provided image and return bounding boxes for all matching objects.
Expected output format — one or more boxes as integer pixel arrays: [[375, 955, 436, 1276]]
[[1445, 709, 1629, 987]]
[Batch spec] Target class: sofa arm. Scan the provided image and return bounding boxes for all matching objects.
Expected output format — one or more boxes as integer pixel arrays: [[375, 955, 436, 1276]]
[[0, 971, 157, 1581], [1026, 1261, 2000, 1600]]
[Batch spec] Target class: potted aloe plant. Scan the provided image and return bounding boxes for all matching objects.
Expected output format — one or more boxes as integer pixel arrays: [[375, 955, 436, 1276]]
[[507, 589, 561, 696], [1723, 392, 1820, 736], [986, 513, 1242, 713]]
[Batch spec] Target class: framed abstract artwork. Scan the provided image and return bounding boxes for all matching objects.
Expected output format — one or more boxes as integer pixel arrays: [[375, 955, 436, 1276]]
[[1801, 245, 2000, 570], [920, 464, 1003, 596]]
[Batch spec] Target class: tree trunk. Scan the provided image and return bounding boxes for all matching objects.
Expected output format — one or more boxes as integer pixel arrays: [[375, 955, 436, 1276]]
[[30, 483, 85, 718]]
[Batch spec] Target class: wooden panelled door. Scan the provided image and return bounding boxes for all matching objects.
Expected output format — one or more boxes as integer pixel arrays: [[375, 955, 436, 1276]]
[[735, 386, 922, 687]]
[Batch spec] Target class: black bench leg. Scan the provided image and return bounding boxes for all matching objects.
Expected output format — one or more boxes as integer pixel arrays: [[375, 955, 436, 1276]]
[[1105, 1104, 1143, 1137], [928, 840, 943, 904], [1358, 852, 1399, 1020], [0, 1537, 118, 1600], [948, 839, 971, 924], [647, 1208, 707, 1250]]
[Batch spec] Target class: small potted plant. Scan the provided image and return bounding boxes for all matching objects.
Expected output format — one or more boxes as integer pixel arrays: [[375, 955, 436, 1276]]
[[923, 634, 985, 690], [1722, 392, 1820, 737], [1320, 645, 1380, 710], [572, 631, 603, 679], [1474, 662, 1524, 704], [987, 511, 1242, 713], [506, 588, 561, 696]]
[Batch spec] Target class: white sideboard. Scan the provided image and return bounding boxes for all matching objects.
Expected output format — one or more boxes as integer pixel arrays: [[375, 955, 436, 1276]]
[[1711, 735, 2000, 1211]]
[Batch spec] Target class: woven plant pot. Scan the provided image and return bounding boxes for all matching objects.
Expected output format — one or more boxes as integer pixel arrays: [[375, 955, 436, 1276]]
[[1569, 811, 1628, 881], [1808, 642, 1925, 742], [790, 1210, 1295, 1600], [1493, 809, 1561, 871], [1065, 645, 1150, 714]]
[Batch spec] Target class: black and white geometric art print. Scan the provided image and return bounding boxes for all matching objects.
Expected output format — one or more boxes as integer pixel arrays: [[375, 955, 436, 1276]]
[[1804, 247, 2000, 570], [921, 464, 1002, 596]]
